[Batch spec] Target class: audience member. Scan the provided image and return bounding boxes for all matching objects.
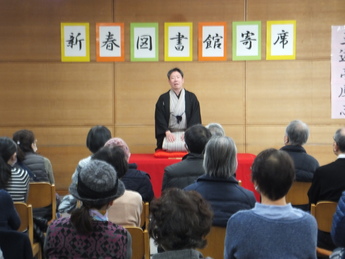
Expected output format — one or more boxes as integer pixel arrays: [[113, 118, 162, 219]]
[[92, 145, 143, 227], [13, 129, 55, 184], [0, 189, 20, 230], [224, 148, 317, 259], [162, 124, 211, 191], [104, 137, 154, 202], [0, 137, 29, 202], [0, 230, 33, 259], [155, 67, 201, 150], [308, 127, 345, 251], [280, 120, 319, 182], [75, 125, 112, 170], [44, 160, 132, 259], [205, 122, 225, 137], [331, 191, 345, 258], [59, 125, 111, 214], [184, 136, 256, 227], [149, 188, 213, 259]]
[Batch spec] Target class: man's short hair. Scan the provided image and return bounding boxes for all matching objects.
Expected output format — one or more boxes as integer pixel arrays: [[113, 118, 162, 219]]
[[184, 124, 211, 154], [334, 127, 345, 152], [167, 67, 184, 79], [285, 120, 309, 145], [206, 123, 225, 137]]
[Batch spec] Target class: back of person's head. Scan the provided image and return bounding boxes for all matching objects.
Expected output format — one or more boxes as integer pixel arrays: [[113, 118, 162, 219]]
[[86, 125, 111, 154], [251, 148, 295, 201], [69, 159, 125, 234], [203, 136, 237, 178], [167, 67, 184, 79], [285, 120, 309, 145], [0, 137, 17, 188], [92, 145, 128, 178], [149, 188, 213, 251], [334, 127, 345, 153], [205, 123, 225, 137], [12, 129, 35, 162], [104, 137, 131, 161], [184, 124, 212, 154]]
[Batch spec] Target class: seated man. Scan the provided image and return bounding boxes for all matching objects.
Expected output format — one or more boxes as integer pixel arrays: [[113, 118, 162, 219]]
[[162, 124, 211, 191], [308, 127, 345, 251], [280, 120, 319, 182]]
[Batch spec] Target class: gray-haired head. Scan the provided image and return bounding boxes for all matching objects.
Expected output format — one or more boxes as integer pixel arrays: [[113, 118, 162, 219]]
[[334, 127, 345, 153], [285, 120, 309, 146], [203, 136, 237, 178], [205, 123, 225, 137]]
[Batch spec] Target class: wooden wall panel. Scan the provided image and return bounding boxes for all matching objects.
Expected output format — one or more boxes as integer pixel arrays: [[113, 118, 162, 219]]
[[246, 60, 331, 124], [0, 0, 114, 61], [0, 63, 114, 126], [115, 62, 245, 126]]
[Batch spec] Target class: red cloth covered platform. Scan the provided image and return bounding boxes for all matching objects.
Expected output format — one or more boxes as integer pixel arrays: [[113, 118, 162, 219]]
[[129, 153, 260, 201]]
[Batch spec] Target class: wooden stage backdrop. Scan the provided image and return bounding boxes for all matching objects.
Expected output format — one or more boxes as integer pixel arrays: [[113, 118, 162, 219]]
[[0, 0, 344, 193]]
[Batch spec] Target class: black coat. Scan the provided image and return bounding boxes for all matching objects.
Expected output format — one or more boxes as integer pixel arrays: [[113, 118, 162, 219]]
[[280, 145, 319, 182], [154, 89, 201, 149]]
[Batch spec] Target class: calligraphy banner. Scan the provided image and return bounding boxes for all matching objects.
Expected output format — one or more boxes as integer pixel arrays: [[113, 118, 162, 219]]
[[96, 23, 124, 62], [232, 21, 261, 61], [61, 23, 90, 62], [164, 22, 193, 61], [130, 23, 159, 62], [198, 22, 227, 61], [331, 25, 345, 119], [266, 20, 296, 60]]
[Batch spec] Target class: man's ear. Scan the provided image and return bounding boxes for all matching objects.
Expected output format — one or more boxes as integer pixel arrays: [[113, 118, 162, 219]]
[[284, 135, 289, 145]]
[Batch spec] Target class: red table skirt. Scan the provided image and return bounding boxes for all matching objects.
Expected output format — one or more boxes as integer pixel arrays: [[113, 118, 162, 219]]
[[129, 153, 260, 201]]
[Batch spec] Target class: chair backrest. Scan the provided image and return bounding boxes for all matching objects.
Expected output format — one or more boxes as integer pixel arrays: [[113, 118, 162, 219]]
[[310, 201, 338, 232], [196, 226, 226, 259], [124, 226, 150, 259], [140, 202, 150, 229], [27, 182, 56, 220], [14, 202, 42, 259], [14, 202, 34, 244], [285, 181, 312, 206]]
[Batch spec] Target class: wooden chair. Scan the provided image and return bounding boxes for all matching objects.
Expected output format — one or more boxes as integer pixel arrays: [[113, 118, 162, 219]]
[[285, 181, 312, 206], [310, 201, 338, 257], [27, 182, 56, 221], [140, 202, 150, 229], [196, 226, 226, 259], [124, 226, 150, 259], [14, 202, 42, 259]]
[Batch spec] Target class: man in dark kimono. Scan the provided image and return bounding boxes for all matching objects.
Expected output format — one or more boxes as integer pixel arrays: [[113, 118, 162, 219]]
[[155, 67, 201, 150]]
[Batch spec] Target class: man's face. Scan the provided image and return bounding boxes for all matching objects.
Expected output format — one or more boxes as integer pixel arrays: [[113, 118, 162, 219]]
[[168, 71, 184, 93]]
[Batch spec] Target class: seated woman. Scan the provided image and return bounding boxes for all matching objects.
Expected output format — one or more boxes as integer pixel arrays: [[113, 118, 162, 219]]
[[13, 129, 54, 184], [0, 189, 20, 231], [224, 148, 317, 259], [104, 137, 154, 202], [184, 136, 256, 227], [0, 137, 29, 202], [149, 188, 213, 259], [44, 160, 132, 259]]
